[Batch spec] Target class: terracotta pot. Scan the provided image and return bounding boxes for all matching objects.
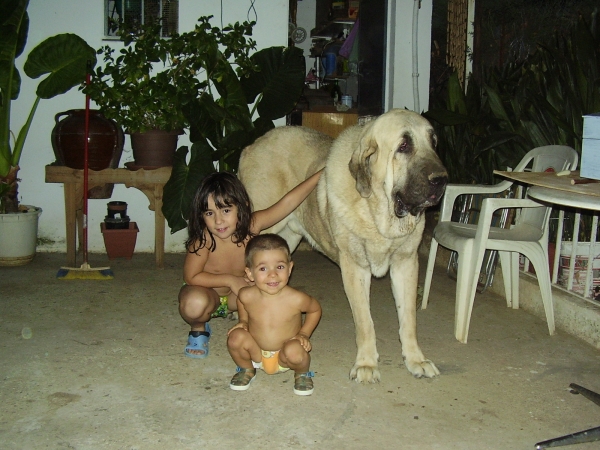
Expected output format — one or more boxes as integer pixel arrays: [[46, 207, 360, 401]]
[[101, 222, 139, 260], [129, 129, 183, 168]]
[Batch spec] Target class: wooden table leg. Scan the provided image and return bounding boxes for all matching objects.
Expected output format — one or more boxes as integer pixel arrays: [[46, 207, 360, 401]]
[[154, 184, 165, 269], [63, 182, 78, 266]]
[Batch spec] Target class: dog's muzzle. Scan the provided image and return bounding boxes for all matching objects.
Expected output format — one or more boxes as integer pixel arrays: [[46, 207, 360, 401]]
[[394, 172, 448, 218]]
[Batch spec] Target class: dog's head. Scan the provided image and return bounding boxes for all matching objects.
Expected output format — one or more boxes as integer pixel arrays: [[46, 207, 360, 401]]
[[349, 109, 447, 218]]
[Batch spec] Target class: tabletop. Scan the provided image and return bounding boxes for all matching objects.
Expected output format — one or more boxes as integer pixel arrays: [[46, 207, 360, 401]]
[[494, 170, 600, 210], [493, 170, 600, 197]]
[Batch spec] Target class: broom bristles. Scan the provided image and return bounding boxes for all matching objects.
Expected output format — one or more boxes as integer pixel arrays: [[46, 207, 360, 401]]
[[56, 265, 114, 280]]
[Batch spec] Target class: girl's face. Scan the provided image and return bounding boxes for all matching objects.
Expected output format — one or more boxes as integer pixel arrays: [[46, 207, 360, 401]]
[[203, 194, 239, 240], [244, 249, 293, 296]]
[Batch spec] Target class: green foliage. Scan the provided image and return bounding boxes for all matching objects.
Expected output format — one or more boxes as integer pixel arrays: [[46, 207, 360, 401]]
[[163, 44, 306, 234], [83, 15, 305, 235], [85, 16, 258, 133], [426, 16, 600, 185], [0, 0, 95, 213], [424, 70, 528, 184]]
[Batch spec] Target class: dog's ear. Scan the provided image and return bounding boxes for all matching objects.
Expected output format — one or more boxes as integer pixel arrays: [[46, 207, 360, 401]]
[[349, 127, 378, 198]]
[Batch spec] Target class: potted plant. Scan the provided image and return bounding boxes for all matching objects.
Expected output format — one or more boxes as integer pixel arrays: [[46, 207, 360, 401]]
[[158, 19, 306, 234], [85, 16, 260, 169], [0, 0, 96, 265], [84, 15, 305, 231]]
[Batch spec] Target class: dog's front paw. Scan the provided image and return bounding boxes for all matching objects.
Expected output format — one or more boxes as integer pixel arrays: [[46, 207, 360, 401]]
[[350, 364, 381, 384], [405, 359, 440, 378]]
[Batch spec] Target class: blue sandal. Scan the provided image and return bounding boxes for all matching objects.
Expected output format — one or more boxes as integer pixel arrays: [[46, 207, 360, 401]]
[[184, 322, 212, 359]]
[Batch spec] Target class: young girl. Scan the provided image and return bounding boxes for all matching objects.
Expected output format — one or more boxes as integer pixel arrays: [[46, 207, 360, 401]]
[[180, 170, 321, 358]]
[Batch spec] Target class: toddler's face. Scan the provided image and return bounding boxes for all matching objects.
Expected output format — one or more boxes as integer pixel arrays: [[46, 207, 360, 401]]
[[203, 194, 238, 239], [245, 249, 293, 296]]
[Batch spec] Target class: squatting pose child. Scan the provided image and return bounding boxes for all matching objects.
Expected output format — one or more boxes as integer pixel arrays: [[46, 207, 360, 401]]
[[179, 171, 321, 359], [227, 233, 322, 396]]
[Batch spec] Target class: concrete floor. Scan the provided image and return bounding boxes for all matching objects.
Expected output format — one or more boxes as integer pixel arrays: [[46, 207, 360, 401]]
[[1, 249, 599, 449]]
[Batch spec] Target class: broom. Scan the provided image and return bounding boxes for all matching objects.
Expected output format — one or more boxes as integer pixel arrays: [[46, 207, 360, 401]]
[[57, 62, 114, 280]]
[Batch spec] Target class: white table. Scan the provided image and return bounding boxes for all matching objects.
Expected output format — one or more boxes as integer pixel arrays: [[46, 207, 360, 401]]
[[494, 170, 600, 448], [493, 170, 600, 201], [494, 170, 600, 288], [528, 185, 600, 210]]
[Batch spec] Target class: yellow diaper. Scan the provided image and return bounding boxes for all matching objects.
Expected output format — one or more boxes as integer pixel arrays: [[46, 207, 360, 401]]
[[252, 350, 289, 375]]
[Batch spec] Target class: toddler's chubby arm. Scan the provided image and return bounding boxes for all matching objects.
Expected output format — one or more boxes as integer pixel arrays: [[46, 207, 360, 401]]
[[183, 244, 248, 295], [251, 169, 323, 233], [292, 294, 322, 352]]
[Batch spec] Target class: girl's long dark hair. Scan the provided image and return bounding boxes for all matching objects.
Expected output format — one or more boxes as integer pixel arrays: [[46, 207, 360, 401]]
[[186, 172, 254, 253]]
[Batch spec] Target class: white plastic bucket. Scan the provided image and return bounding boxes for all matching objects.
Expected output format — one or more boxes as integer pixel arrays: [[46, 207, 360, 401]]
[[0, 206, 42, 266]]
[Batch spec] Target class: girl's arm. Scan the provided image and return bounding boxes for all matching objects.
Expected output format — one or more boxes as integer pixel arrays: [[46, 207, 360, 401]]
[[251, 169, 323, 233], [183, 245, 247, 294]]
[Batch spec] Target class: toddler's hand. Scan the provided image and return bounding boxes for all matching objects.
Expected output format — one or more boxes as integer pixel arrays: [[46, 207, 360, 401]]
[[292, 333, 312, 352]]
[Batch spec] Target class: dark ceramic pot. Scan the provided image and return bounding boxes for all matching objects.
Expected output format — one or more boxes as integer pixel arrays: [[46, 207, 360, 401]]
[[51, 109, 124, 171], [51, 109, 125, 199]]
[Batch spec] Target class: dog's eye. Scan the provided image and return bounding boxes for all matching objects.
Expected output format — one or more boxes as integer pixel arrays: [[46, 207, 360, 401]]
[[396, 141, 411, 154], [427, 128, 438, 148]]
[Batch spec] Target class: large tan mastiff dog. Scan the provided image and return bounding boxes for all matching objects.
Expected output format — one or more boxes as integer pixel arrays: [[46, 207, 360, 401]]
[[239, 109, 447, 383]]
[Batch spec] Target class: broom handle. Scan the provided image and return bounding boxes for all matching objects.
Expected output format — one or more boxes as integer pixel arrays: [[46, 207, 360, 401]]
[[82, 64, 91, 265]]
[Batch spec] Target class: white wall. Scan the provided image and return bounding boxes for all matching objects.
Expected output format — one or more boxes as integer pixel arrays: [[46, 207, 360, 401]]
[[387, 0, 432, 112], [17, 0, 431, 256], [18, 0, 289, 254], [294, 0, 317, 61]]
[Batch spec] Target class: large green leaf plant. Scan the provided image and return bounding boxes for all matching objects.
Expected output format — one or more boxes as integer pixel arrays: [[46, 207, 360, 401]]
[[162, 26, 305, 234], [424, 70, 527, 185], [0, 0, 96, 213], [425, 15, 600, 240]]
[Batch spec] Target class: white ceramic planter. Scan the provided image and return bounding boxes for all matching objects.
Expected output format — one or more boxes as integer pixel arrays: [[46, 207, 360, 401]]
[[0, 205, 42, 266]]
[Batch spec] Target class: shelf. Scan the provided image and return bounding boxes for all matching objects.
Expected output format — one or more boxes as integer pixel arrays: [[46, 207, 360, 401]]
[[324, 75, 352, 80], [310, 19, 355, 39], [332, 18, 356, 24]]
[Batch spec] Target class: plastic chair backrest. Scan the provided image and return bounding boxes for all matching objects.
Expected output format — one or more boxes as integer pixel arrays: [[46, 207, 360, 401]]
[[513, 146, 579, 231]]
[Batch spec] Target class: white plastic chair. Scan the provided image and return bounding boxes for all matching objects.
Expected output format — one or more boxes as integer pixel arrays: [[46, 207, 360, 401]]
[[422, 145, 579, 343]]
